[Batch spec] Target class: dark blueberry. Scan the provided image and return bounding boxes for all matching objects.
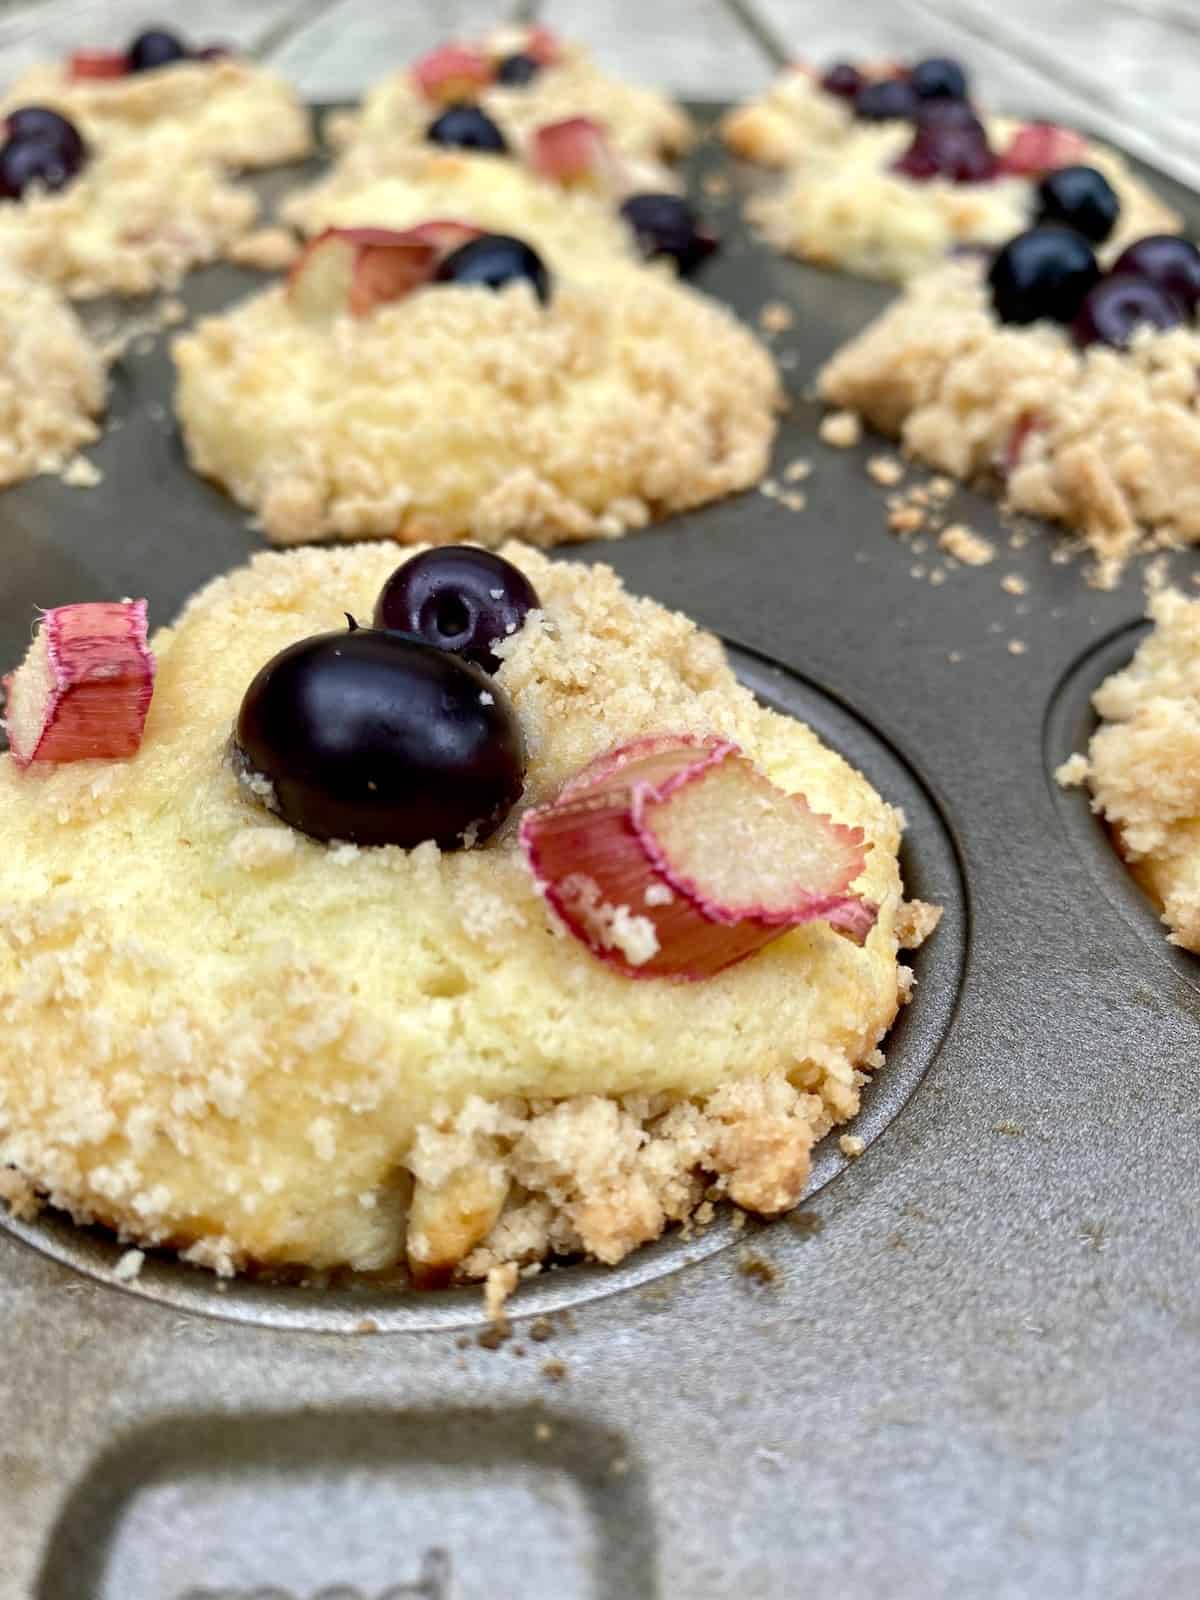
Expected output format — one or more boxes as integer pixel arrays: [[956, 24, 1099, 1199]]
[[0, 136, 83, 199], [910, 56, 968, 101], [1072, 273, 1185, 349], [4, 106, 86, 166], [854, 77, 918, 122], [127, 29, 189, 72], [1109, 234, 1200, 315], [1035, 165, 1120, 245], [619, 192, 719, 277], [988, 225, 1101, 325], [495, 51, 541, 86], [426, 103, 508, 153], [894, 105, 996, 182], [374, 548, 540, 674], [434, 233, 550, 303], [819, 62, 863, 101], [234, 626, 525, 850]]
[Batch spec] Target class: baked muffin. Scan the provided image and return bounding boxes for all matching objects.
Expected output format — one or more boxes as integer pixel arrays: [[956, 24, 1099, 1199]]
[[819, 233, 1200, 582], [721, 56, 905, 166], [0, 113, 257, 297], [337, 24, 692, 170], [1061, 588, 1200, 950], [0, 543, 937, 1288], [0, 261, 104, 485], [750, 113, 1179, 284], [2, 28, 311, 171], [173, 223, 780, 546]]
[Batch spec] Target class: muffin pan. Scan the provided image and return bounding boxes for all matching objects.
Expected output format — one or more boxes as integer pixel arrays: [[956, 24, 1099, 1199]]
[[3, 108, 1200, 1599]]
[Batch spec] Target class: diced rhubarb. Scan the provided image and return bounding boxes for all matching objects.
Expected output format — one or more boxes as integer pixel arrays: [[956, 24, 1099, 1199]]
[[287, 227, 438, 320], [520, 734, 878, 981], [5, 600, 155, 768], [412, 42, 493, 103], [997, 410, 1045, 477], [529, 116, 614, 187], [998, 121, 1089, 177], [69, 49, 128, 80], [524, 25, 561, 66], [396, 218, 484, 255]]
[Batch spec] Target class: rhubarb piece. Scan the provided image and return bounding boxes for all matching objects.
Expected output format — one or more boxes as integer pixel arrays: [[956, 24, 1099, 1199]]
[[412, 43, 493, 104], [530, 116, 614, 186], [5, 600, 155, 768], [997, 410, 1044, 477], [287, 226, 438, 320], [69, 49, 128, 80], [520, 734, 877, 980], [999, 121, 1089, 177], [524, 25, 561, 66], [399, 218, 484, 255]]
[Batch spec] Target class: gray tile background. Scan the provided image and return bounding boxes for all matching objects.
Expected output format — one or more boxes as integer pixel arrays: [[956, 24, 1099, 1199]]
[[0, 0, 1196, 185]]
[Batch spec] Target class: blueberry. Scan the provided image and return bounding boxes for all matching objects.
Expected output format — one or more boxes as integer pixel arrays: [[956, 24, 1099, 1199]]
[[1109, 234, 1200, 315], [0, 136, 83, 199], [234, 625, 525, 850], [894, 105, 996, 182], [374, 548, 540, 674], [434, 233, 550, 303], [4, 107, 86, 167], [127, 29, 189, 72], [619, 192, 719, 277], [854, 78, 918, 122], [1035, 165, 1120, 245], [820, 62, 863, 101], [988, 225, 1101, 325], [1072, 273, 1185, 350], [910, 56, 968, 101], [495, 52, 541, 86], [426, 103, 508, 153]]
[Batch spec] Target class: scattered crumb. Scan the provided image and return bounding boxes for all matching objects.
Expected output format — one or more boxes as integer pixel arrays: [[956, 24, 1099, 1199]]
[[783, 458, 811, 483], [759, 477, 779, 498], [780, 491, 807, 513], [702, 172, 730, 198], [1055, 752, 1089, 787], [993, 1120, 1024, 1137], [541, 1359, 568, 1382], [455, 1334, 471, 1351], [867, 454, 904, 487], [889, 506, 925, 535], [731, 1209, 748, 1232], [61, 455, 102, 489], [909, 565, 927, 580], [947, 650, 962, 663], [839, 1134, 865, 1158], [1009, 529, 1030, 550], [484, 1260, 518, 1325], [226, 226, 301, 271], [1008, 639, 1027, 656], [528, 1317, 555, 1343], [477, 1324, 511, 1351], [929, 568, 946, 586], [759, 300, 794, 334], [938, 524, 995, 566], [609, 1456, 630, 1476], [114, 1248, 145, 1282], [819, 410, 861, 448], [929, 476, 954, 502], [738, 1250, 778, 1285], [534, 1421, 553, 1441], [355, 1317, 380, 1335], [1001, 574, 1028, 596]]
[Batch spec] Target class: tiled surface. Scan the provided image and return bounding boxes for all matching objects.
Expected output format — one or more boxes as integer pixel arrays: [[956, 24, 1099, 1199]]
[[0, 0, 1196, 184]]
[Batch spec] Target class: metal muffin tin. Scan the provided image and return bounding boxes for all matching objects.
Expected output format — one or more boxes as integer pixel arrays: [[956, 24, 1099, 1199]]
[[2, 108, 1199, 1600]]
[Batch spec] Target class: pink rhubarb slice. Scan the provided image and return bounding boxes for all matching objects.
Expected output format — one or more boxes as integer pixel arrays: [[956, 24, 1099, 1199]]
[[520, 734, 878, 981], [288, 227, 438, 320], [5, 599, 155, 767], [412, 43, 493, 103], [69, 49, 128, 79], [998, 122, 1089, 177], [529, 116, 614, 187]]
